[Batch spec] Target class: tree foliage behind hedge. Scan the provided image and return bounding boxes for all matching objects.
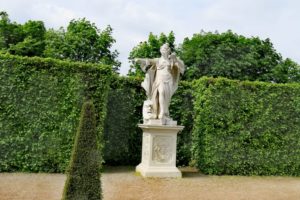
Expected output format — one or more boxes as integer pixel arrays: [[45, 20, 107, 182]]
[[180, 31, 281, 81], [192, 77, 300, 175], [0, 11, 120, 71], [128, 30, 300, 83], [0, 54, 111, 172]]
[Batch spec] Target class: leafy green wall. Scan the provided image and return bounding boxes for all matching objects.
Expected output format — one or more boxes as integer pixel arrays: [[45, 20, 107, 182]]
[[192, 77, 300, 175], [0, 54, 111, 172], [1, 55, 299, 176], [103, 76, 144, 165]]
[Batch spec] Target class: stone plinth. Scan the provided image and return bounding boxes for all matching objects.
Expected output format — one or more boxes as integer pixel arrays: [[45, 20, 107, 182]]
[[136, 124, 184, 178]]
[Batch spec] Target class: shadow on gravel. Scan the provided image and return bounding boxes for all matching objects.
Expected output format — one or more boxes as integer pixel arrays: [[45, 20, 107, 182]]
[[103, 166, 135, 174], [180, 167, 209, 179], [102, 166, 209, 178], [182, 171, 208, 178]]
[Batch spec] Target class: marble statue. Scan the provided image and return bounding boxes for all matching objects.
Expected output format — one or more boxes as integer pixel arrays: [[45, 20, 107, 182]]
[[135, 43, 185, 125]]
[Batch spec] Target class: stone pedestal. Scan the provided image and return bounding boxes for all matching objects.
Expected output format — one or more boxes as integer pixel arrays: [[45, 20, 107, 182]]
[[136, 124, 184, 178]]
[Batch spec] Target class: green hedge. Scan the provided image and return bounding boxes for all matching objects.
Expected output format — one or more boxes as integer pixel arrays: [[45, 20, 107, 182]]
[[170, 81, 194, 166], [0, 54, 111, 172], [103, 76, 144, 165], [192, 77, 300, 175], [103, 77, 194, 166], [3, 54, 299, 175]]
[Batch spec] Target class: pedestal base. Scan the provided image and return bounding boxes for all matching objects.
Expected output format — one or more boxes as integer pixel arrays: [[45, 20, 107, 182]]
[[136, 124, 184, 178], [136, 164, 182, 178]]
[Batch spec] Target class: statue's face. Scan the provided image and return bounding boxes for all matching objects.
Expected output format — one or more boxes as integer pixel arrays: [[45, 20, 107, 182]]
[[160, 44, 171, 57]]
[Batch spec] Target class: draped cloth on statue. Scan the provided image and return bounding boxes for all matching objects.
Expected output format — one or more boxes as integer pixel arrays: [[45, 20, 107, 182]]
[[141, 58, 184, 119]]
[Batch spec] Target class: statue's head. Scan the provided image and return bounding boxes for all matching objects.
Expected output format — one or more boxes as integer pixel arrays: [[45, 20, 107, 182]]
[[160, 43, 171, 56]]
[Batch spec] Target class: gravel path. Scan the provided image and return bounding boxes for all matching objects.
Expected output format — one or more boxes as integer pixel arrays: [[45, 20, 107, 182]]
[[1, 166, 300, 200]]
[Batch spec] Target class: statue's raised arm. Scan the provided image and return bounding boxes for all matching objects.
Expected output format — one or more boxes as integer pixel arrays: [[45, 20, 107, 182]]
[[134, 58, 157, 72]]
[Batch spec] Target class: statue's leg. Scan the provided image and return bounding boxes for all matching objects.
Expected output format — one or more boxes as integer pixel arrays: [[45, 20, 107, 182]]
[[151, 87, 159, 119], [155, 94, 160, 119], [158, 82, 172, 119], [158, 84, 165, 119]]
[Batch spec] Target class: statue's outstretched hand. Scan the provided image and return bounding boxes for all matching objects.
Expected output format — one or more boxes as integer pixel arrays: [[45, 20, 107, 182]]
[[134, 58, 141, 64], [134, 58, 150, 72]]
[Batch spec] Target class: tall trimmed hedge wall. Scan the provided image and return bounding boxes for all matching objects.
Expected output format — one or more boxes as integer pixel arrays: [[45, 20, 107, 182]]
[[0, 54, 111, 172], [103, 76, 144, 165], [1, 54, 300, 176], [192, 77, 300, 175]]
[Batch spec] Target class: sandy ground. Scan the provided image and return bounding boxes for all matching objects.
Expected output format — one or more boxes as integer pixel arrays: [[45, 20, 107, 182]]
[[1, 166, 300, 200]]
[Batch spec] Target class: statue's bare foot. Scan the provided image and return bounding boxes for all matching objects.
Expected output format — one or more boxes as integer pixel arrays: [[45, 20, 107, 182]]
[[158, 113, 164, 119]]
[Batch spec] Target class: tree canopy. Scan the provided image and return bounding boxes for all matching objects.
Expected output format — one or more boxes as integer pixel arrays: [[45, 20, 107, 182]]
[[1, 11, 299, 81], [129, 30, 300, 83], [179, 30, 281, 81], [0, 11, 23, 50], [128, 31, 175, 76], [44, 19, 120, 71], [0, 12, 120, 71], [270, 58, 300, 83], [0, 12, 46, 56], [9, 20, 46, 57]]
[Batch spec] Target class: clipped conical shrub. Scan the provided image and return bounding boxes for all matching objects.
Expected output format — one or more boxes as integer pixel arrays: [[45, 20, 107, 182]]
[[62, 101, 102, 200]]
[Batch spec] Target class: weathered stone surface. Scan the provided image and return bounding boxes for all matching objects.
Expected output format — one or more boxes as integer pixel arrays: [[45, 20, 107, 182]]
[[136, 124, 184, 178], [135, 43, 185, 124]]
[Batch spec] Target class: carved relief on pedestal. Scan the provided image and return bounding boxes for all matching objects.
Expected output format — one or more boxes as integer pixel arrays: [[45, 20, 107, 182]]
[[152, 136, 173, 164], [142, 133, 150, 162]]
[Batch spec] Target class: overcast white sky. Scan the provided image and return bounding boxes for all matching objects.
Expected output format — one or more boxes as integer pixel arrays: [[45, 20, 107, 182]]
[[1, 0, 299, 74]]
